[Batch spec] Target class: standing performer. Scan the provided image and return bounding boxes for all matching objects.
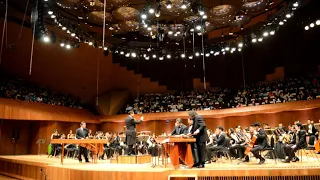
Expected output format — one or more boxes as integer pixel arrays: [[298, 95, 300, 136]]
[[76, 121, 89, 163], [188, 110, 208, 168], [125, 111, 144, 155]]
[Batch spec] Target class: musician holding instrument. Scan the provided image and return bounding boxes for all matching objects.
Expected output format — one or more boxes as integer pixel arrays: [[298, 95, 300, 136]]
[[169, 118, 188, 136], [125, 111, 144, 155], [243, 122, 268, 165], [76, 121, 89, 163], [207, 126, 226, 163], [283, 123, 307, 163], [229, 128, 245, 159]]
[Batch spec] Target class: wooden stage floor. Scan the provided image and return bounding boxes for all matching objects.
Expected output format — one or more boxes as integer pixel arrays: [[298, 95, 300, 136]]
[[1, 155, 320, 180]]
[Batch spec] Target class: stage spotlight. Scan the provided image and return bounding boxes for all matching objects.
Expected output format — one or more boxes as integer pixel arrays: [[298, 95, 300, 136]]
[[238, 43, 243, 48], [66, 44, 71, 49], [120, 51, 124, 55], [202, 15, 207, 19], [293, 2, 298, 7], [141, 14, 147, 19], [225, 47, 230, 51], [48, 11, 53, 15], [286, 14, 291, 18], [159, 56, 164, 60], [181, 4, 187, 9], [103, 47, 108, 51], [195, 52, 200, 56], [181, 53, 186, 58], [131, 52, 137, 57], [270, 30, 275, 35], [166, 54, 171, 59], [210, 50, 214, 54], [310, 23, 315, 28], [263, 32, 269, 37], [145, 56, 150, 60], [51, 15, 56, 18], [305, 26, 309, 30], [279, 21, 284, 25], [222, 52, 226, 55], [231, 47, 236, 51], [88, 42, 93, 46], [147, 27, 152, 31], [196, 25, 201, 31], [43, 35, 50, 43], [189, 55, 193, 59], [190, 28, 194, 32], [316, 20, 320, 25], [252, 38, 257, 43], [62, 27, 67, 30], [143, 24, 148, 28], [258, 38, 263, 42], [71, 33, 75, 37], [60, 43, 65, 47], [152, 54, 157, 58], [166, 1, 172, 9], [125, 53, 130, 57], [205, 53, 210, 57], [238, 48, 242, 52], [149, 8, 155, 14], [199, 11, 204, 16], [168, 31, 173, 35]]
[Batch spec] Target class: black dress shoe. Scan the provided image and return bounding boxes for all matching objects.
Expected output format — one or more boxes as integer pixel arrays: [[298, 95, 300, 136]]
[[242, 159, 249, 162], [192, 163, 199, 168], [292, 158, 299, 162], [282, 159, 290, 163], [258, 158, 265, 165], [197, 164, 205, 168]]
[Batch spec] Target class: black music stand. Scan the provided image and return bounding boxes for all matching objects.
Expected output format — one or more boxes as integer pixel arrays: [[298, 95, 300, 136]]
[[36, 139, 46, 156]]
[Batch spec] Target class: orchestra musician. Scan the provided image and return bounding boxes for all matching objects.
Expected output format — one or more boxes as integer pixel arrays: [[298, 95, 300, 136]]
[[307, 120, 317, 145], [188, 110, 208, 168], [169, 118, 188, 136], [207, 126, 226, 163], [243, 122, 268, 165], [125, 111, 144, 155], [67, 130, 75, 139], [283, 123, 307, 163], [76, 121, 89, 163], [278, 123, 287, 133], [228, 128, 245, 159]]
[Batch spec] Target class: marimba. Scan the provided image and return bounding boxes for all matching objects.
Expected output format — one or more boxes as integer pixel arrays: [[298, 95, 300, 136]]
[[160, 136, 196, 169], [51, 139, 108, 164]]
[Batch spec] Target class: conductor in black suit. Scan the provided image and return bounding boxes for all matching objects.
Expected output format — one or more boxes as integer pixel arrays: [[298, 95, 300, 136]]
[[76, 121, 89, 163], [188, 111, 208, 168], [125, 111, 144, 155], [169, 118, 188, 136]]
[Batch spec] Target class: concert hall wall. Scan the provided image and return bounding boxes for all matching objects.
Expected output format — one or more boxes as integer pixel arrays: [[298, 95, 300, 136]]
[[0, 120, 99, 155], [0, 20, 167, 104]]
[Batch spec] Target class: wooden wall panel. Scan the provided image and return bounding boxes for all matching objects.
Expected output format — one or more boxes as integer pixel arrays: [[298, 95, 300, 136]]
[[0, 98, 99, 123]]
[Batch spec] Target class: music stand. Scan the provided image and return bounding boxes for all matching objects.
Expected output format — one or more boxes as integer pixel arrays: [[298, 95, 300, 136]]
[[36, 139, 46, 156]]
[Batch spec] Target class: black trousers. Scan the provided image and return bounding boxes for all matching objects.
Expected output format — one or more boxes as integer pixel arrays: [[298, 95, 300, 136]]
[[191, 143, 199, 165], [251, 145, 264, 160], [309, 135, 316, 145], [196, 141, 206, 165], [127, 145, 134, 155], [285, 144, 299, 160], [78, 146, 89, 162]]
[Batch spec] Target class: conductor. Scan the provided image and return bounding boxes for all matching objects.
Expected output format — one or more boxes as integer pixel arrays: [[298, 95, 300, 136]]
[[125, 111, 144, 155]]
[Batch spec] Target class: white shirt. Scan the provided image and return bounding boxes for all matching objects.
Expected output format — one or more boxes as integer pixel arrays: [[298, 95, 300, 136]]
[[188, 125, 193, 133]]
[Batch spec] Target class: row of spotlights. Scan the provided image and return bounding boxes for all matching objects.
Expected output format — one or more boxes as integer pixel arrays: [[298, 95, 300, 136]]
[[304, 20, 320, 30]]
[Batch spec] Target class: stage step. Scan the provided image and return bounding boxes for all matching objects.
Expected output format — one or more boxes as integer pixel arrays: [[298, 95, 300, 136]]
[[168, 174, 198, 180], [115, 155, 151, 164]]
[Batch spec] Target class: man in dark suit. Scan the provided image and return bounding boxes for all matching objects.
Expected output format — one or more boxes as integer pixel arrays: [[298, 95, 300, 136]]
[[188, 111, 208, 168], [76, 121, 89, 163], [243, 122, 268, 164], [125, 111, 143, 155], [169, 118, 188, 136], [307, 120, 317, 145], [207, 126, 226, 162], [283, 123, 307, 163]]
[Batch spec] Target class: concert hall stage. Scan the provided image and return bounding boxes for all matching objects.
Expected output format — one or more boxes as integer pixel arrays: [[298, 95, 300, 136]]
[[0, 155, 320, 180]]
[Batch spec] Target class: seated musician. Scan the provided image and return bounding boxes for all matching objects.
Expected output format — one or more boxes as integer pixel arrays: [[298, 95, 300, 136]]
[[110, 133, 123, 156], [56, 134, 66, 156], [228, 128, 245, 159], [50, 129, 60, 157], [67, 130, 75, 139], [278, 123, 287, 133], [207, 126, 226, 163], [169, 118, 188, 136], [88, 129, 93, 139], [243, 122, 268, 165], [137, 133, 148, 154], [205, 129, 214, 163], [147, 133, 158, 156], [283, 123, 307, 163], [95, 131, 105, 160]]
